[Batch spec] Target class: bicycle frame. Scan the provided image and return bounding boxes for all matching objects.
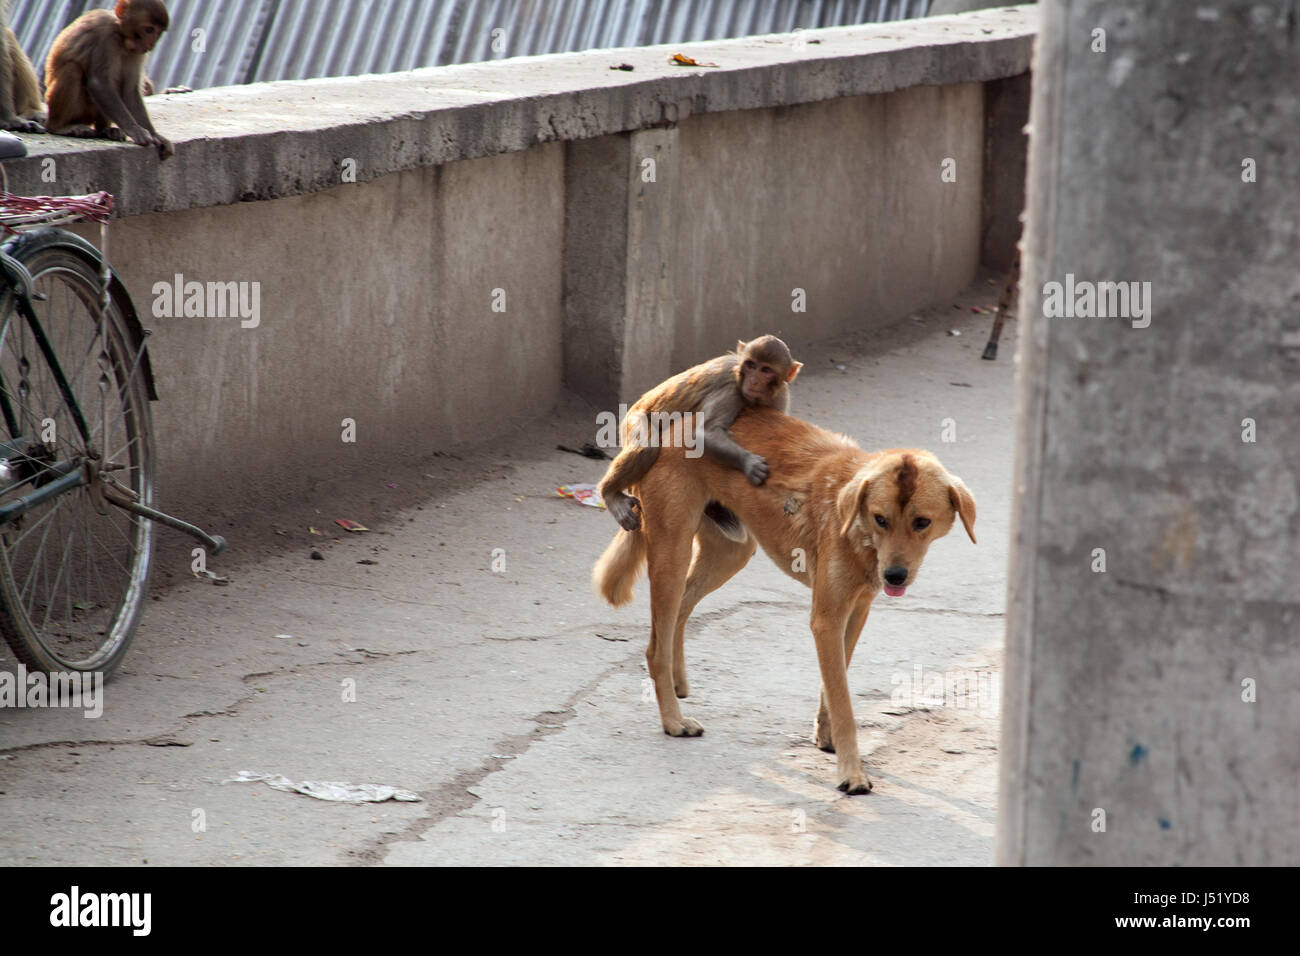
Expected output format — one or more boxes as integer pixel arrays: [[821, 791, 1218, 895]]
[[0, 247, 94, 526]]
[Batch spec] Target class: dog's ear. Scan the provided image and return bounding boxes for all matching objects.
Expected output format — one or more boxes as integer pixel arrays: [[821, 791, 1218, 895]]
[[838, 476, 871, 538], [947, 475, 977, 544], [736, 339, 747, 355], [786, 361, 803, 384]]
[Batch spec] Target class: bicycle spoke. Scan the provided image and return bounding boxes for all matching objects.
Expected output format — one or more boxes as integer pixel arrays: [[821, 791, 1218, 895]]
[[0, 282, 143, 459], [7, 491, 66, 551], [39, 528, 74, 636], [84, 518, 133, 578], [18, 504, 56, 607]]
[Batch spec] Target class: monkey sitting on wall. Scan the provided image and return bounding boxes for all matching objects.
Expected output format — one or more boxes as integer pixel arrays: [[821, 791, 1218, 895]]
[[599, 335, 803, 534], [44, 0, 174, 159], [0, 4, 45, 132]]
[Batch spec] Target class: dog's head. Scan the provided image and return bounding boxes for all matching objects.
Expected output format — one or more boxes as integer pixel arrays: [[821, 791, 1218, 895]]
[[836, 450, 976, 597]]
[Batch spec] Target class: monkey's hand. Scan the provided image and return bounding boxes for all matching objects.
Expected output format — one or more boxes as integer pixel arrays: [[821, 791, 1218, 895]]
[[125, 127, 173, 160], [605, 491, 643, 532], [742, 453, 769, 486]]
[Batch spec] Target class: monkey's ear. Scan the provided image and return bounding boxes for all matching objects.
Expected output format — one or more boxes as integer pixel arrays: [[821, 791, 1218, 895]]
[[947, 475, 977, 544], [837, 476, 871, 539], [786, 361, 803, 383]]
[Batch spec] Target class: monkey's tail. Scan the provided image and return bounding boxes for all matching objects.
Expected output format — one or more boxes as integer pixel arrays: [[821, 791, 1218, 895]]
[[591, 529, 648, 607]]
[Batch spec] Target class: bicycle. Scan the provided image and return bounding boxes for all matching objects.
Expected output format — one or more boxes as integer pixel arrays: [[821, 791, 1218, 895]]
[[0, 131, 224, 678]]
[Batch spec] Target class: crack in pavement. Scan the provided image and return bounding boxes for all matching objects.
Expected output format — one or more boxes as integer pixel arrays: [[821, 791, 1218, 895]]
[[345, 654, 633, 865], [171, 651, 419, 720], [0, 738, 145, 756], [483, 629, 582, 643], [333, 648, 422, 661], [1, 642, 455, 762], [271, 573, 455, 608], [882, 607, 1004, 618]]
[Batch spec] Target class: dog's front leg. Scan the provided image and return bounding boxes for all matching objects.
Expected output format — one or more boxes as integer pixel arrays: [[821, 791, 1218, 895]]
[[815, 596, 872, 752], [811, 603, 872, 794]]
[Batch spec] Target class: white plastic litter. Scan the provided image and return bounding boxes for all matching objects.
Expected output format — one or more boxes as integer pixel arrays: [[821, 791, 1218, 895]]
[[225, 770, 421, 803]]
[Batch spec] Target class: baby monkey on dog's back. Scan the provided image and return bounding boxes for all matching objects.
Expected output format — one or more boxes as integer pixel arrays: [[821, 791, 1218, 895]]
[[600, 335, 802, 534]]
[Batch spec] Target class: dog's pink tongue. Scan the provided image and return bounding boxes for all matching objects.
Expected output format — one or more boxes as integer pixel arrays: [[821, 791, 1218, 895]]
[[883, 584, 907, 597]]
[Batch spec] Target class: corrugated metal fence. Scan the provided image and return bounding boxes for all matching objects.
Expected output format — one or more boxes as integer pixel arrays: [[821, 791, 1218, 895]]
[[13, 0, 931, 92]]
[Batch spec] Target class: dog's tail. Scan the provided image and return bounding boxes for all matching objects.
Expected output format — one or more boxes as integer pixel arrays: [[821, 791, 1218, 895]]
[[592, 529, 648, 607]]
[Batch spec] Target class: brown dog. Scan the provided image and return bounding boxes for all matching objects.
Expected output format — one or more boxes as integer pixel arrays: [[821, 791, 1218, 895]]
[[592, 405, 977, 793]]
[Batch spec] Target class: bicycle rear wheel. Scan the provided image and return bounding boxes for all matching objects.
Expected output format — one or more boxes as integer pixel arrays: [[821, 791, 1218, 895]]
[[0, 230, 155, 676]]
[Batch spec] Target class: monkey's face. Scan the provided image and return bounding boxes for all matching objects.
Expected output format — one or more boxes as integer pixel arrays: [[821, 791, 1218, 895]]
[[735, 337, 801, 405], [119, 0, 170, 53], [738, 358, 783, 403], [737, 352, 801, 405]]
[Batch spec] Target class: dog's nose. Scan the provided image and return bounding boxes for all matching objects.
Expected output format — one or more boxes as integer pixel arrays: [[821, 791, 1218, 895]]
[[883, 566, 908, 587]]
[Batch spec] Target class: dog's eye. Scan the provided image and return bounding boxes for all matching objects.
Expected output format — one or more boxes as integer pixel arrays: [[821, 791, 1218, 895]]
[[873, 514, 888, 529], [913, 517, 931, 532]]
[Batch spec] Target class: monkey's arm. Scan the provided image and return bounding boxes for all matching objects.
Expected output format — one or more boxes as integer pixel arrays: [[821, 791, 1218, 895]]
[[80, 42, 172, 159], [697, 392, 769, 485], [86, 68, 151, 142], [123, 80, 172, 157], [123, 79, 156, 133]]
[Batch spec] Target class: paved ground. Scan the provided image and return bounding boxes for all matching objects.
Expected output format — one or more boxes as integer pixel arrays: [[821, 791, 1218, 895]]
[[0, 276, 1016, 866]]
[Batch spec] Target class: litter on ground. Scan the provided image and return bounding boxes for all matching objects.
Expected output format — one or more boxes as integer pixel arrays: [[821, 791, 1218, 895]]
[[224, 771, 421, 804], [555, 483, 606, 509]]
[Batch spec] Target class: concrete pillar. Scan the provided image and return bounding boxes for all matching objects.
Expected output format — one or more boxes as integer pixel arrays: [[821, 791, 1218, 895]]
[[1000, 1, 1300, 864], [563, 127, 678, 410]]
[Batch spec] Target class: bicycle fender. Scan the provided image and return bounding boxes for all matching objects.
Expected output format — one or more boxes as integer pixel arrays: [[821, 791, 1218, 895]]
[[1, 228, 159, 401]]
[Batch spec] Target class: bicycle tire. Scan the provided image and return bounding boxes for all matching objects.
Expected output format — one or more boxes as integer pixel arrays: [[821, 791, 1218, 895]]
[[0, 229, 155, 677]]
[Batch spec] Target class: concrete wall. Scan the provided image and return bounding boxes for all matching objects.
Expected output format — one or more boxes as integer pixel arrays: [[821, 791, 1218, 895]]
[[672, 82, 985, 367], [2, 6, 1035, 509], [70, 148, 564, 508]]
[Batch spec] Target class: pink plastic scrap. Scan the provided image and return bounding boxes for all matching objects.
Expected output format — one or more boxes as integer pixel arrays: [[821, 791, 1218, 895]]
[[555, 483, 606, 509]]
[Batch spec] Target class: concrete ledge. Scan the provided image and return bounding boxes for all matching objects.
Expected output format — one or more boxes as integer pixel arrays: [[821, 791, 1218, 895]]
[[3, 6, 1034, 216]]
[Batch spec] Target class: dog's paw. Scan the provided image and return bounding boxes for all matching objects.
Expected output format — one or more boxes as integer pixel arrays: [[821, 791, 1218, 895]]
[[664, 717, 704, 737], [814, 718, 834, 752], [837, 773, 873, 795], [674, 678, 690, 699]]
